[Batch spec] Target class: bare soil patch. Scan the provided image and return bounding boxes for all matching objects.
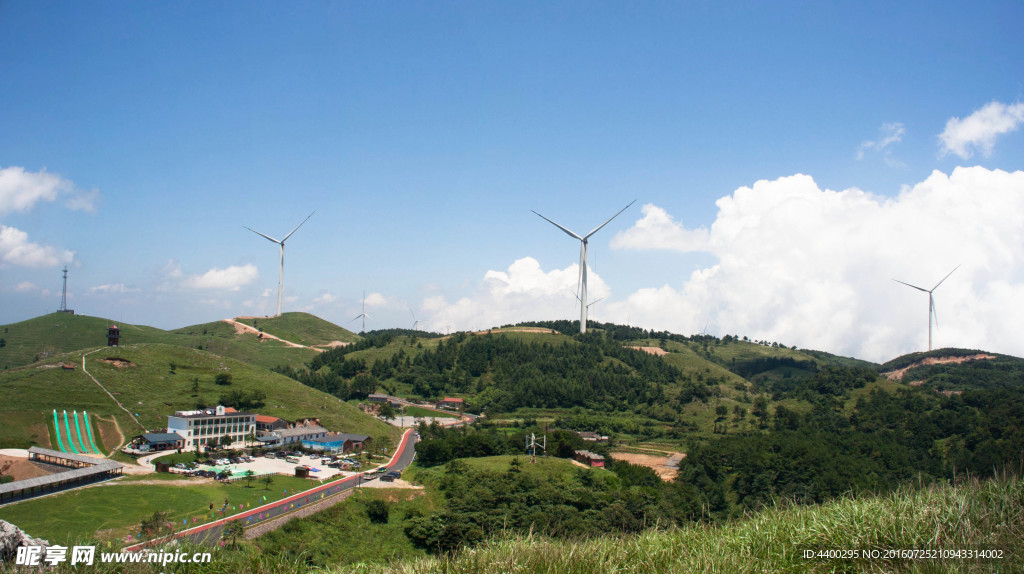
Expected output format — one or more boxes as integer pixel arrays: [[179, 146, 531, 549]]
[[627, 346, 668, 356], [314, 341, 350, 349], [473, 327, 558, 335], [0, 455, 58, 481], [884, 354, 996, 381], [98, 358, 137, 368], [95, 415, 122, 453], [611, 451, 685, 481]]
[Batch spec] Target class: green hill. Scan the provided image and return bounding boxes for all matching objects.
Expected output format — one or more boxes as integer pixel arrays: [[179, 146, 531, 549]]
[[171, 318, 319, 371], [234, 312, 360, 347], [0, 313, 177, 369], [0, 342, 398, 451], [879, 347, 1024, 391]]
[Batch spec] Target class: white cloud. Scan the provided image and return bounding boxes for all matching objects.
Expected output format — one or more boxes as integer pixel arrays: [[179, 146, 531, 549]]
[[421, 257, 609, 333], [0, 225, 75, 267], [314, 292, 337, 304], [15, 281, 36, 292], [0, 166, 99, 215], [939, 101, 1024, 159], [856, 122, 905, 167], [181, 264, 259, 291], [364, 292, 389, 308], [610, 204, 710, 252], [90, 283, 139, 294], [606, 167, 1024, 362], [424, 167, 1024, 362]]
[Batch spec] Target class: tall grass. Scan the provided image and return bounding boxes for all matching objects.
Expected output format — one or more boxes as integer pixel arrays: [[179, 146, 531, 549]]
[[349, 473, 1023, 574], [4, 474, 1018, 573]]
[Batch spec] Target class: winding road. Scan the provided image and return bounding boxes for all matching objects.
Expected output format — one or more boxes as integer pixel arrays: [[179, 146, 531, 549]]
[[124, 428, 419, 550]]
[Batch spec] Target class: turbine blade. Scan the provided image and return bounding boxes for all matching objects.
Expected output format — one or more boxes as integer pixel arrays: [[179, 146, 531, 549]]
[[931, 295, 939, 328], [931, 264, 960, 291], [282, 211, 315, 243], [587, 296, 606, 307], [892, 279, 928, 293], [244, 226, 282, 244], [531, 210, 583, 241], [583, 199, 637, 239]]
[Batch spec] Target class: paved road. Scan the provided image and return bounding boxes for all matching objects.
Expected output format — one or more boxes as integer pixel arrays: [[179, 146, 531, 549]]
[[124, 428, 418, 550]]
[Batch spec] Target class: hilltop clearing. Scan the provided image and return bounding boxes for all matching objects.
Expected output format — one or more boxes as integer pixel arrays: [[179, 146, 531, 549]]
[[880, 348, 1024, 391], [234, 312, 359, 348], [882, 353, 997, 380]]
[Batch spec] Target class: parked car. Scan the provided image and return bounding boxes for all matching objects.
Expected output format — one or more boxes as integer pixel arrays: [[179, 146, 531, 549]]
[[380, 474, 396, 482]]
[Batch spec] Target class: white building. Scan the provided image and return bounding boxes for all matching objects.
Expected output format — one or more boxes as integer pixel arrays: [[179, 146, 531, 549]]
[[167, 405, 256, 448]]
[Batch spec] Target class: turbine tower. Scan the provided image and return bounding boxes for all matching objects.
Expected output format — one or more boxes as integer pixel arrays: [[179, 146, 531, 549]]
[[532, 200, 635, 334], [244, 211, 314, 317], [893, 265, 959, 351], [350, 291, 371, 333]]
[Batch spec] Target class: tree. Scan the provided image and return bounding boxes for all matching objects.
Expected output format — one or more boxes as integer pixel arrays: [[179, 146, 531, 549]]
[[378, 402, 396, 422], [139, 510, 172, 538], [752, 395, 770, 429], [222, 520, 245, 549], [190, 377, 199, 394], [220, 434, 233, 448], [0, 337, 6, 348], [261, 474, 274, 490], [215, 373, 233, 386], [365, 499, 390, 524], [243, 469, 255, 488], [169, 362, 176, 374]]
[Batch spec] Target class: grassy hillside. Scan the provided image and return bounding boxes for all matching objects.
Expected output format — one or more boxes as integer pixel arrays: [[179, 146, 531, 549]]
[[879, 348, 1024, 391], [171, 319, 319, 371], [0, 313, 176, 369], [235, 312, 360, 347], [354, 474, 1022, 574], [0, 342, 399, 450]]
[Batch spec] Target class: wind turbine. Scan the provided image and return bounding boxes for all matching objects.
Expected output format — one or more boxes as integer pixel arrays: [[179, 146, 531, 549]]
[[893, 265, 959, 351], [532, 200, 635, 334], [244, 211, 314, 317], [350, 291, 371, 333], [409, 308, 420, 331]]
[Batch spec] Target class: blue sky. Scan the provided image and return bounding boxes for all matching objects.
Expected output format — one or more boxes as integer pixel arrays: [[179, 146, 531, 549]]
[[3, 2, 1024, 362]]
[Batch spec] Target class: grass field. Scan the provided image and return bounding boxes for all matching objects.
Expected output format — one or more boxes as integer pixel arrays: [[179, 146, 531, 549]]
[[3, 461, 415, 554], [403, 405, 459, 419], [0, 473, 327, 545]]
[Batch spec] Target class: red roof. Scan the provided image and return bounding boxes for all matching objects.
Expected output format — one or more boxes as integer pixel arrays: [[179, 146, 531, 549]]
[[255, 415, 282, 423], [223, 407, 238, 413], [441, 397, 464, 403]]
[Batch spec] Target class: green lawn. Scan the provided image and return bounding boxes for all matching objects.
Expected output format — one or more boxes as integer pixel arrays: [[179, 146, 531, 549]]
[[0, 474, 324, 545], [403, 405, 459, 419]]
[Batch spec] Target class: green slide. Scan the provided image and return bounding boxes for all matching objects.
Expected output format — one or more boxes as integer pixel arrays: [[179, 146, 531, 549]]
[[52, 410, 67, 453], [62, 410, 80, 454], [73, 411, 95, 454], [82, 411, 103, 454]]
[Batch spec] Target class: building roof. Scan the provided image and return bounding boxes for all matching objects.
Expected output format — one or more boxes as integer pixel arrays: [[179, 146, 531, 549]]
[[0, 448, 123, 497], [305, 433, 370, 445], [170, 408, 254, 419], [440, 397, 464, 403], [275, 425, 328, 438], [574, 450, 605, 461], [255, 415, 284, 424], [140, 432, 184, 443]]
